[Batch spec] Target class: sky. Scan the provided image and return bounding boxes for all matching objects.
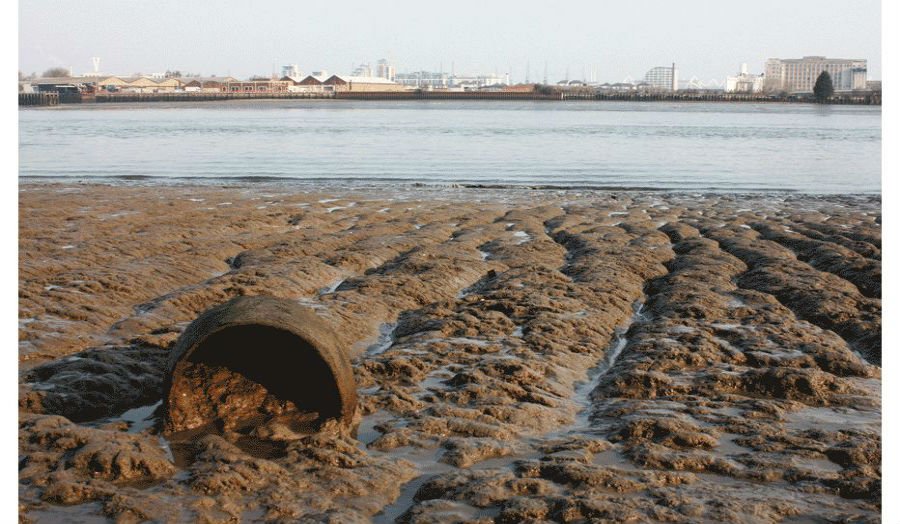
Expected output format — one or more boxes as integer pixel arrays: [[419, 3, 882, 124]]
[[18, 0, 882, 83]]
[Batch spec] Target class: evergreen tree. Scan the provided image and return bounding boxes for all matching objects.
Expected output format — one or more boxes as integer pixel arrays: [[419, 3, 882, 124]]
[[813, 71, 834, 102]]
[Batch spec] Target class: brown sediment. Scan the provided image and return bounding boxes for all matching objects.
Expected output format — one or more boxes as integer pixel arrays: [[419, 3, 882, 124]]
[[19, 184, 881, 523]]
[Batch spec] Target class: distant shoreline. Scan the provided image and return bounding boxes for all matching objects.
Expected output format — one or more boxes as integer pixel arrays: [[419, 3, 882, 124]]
[[17, 176, 883, 197], [19, 89, 881, 107]]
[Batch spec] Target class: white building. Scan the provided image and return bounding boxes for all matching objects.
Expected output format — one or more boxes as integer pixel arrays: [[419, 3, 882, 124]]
[[724, 63, 764, 93], [394, 71, 509, 90], [833, 68, 868, 92], [376, 59, 395, 81], [395, 71, 450, 89], [282, 64, 302, 82], [764, 56, 866, 93], [643, 64, 678, 91]]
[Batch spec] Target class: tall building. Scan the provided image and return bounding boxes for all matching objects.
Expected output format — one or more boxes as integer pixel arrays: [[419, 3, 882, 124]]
[[644, 63, 678, 91], [764, 56, 866, 93], [282, 64, 302, 81], [376, 59, 395, 81], [724, 63, 764, 93]]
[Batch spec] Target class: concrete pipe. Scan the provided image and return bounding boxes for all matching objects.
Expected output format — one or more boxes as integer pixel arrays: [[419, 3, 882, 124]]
[[162, 296, 358, 437]]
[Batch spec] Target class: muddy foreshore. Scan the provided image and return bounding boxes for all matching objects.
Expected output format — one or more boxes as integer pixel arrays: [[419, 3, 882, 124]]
[[18, 182, 881, 524]]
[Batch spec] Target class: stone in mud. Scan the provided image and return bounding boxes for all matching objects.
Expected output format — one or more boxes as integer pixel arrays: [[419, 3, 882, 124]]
[[163, 296, 358, 436], [440, 437, 516, 467], [615, 417, 718, 450]]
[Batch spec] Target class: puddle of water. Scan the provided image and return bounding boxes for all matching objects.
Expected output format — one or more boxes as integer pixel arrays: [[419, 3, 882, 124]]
[[367, 323, 398, 355], [118, 401, 162, 433], [318, 278, 345, 295], [355, 410, 393, 450], [571, 301, 646, 428], [785, 406, 879, 432]]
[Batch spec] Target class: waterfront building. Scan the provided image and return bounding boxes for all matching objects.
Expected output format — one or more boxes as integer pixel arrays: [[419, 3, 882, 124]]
[[323, 75, 404, 92], [764, 56, 866, 93], [289, 73, 332, 92], [643, 64, 678, 91], [31, 76, 89, 93], [118, 76, 182, 92], [724, 63, 764, 93], [376, 59, 395, 81], [220, 80, 291, 93], [32, 75, 187, 93], [182, 77, 237, 92]]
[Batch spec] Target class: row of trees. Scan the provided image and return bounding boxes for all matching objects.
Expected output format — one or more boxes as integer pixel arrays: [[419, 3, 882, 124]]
[[19, 68, 202, 81], [19, 68, 69, 80]]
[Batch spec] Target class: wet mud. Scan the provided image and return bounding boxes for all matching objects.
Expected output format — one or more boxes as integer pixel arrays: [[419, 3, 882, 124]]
[[19, 183, 880, 523]]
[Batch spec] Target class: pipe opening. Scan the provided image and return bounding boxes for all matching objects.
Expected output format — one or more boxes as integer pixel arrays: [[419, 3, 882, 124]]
[[161, 296, 358, 460], [167, 325, 343, 437]]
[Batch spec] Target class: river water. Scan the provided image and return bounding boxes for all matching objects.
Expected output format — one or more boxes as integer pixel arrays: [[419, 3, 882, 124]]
[[18, 100, 881, 193]]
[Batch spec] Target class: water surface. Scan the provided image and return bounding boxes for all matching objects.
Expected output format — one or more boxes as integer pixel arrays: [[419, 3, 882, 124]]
[[19, 100, 881, 193]]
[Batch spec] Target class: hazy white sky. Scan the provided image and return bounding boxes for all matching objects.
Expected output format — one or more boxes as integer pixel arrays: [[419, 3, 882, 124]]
[[19, 0, 881, 82]]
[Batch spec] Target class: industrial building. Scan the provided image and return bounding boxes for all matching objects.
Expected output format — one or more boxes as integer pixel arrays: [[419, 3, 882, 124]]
[[322, 75, 404, 92], [219, 80, 290, 93], [643, 64, 679, 91], [764, 56, 867, 93], [31, 75, 187, 93], [182, 77, 238, 92]]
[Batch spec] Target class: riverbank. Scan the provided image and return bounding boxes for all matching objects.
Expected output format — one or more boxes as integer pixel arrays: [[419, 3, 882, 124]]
[[19, 88, 881, 106], [19, 182, 881, 523]]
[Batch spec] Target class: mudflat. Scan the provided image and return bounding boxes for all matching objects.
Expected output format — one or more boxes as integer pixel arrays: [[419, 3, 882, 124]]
[[18, 182, 881, 523]]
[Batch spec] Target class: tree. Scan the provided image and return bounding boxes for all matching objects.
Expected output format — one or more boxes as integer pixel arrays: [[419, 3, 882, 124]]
[[813, 71, 834, 102], [42, 67, 69, 78]]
